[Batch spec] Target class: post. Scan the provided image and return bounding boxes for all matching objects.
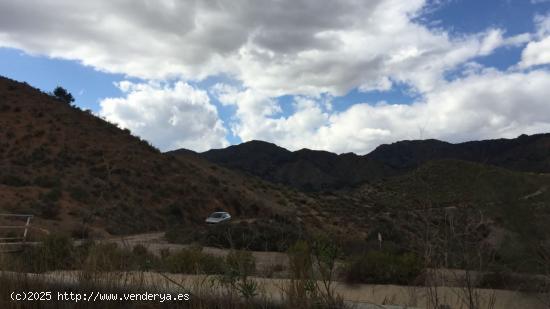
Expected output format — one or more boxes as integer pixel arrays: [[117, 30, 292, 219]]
[[23, 216, 32, 242]]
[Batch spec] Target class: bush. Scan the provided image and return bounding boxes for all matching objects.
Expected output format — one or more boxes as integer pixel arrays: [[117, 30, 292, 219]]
[[40, 201, 61, 219], [344, 251, 422, 285], [52, 86, 74, 105], [42, 188, 62, 203], [218, 250, 258, 300], [478, 271, 548, 292], [166, 217, 303, 252], [161, 247, 226, 274], [19, 234, 75, 273], [226, 250, 256, 277], [71, 225, 91, 239], [83, 243, 158, 272], [68, 185, 90, 203], [34, 175, 61, 188], [37, 188, 63, 219], [0, 174, 29, 187]]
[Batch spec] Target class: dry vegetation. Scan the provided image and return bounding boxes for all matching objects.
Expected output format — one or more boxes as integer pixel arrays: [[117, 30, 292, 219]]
[[0, 76, 322, 238]]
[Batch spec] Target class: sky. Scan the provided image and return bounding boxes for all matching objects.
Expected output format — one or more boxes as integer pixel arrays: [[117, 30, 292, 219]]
[[1, 0, 550, 154]]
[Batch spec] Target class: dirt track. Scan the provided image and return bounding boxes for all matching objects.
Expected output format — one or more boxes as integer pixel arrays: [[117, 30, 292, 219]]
[[94, 232, 289, 276], [3, 271, 548, 309]]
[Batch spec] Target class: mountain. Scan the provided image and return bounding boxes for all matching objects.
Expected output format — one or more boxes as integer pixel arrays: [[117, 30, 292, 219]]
[[0, 76, 307, 237], [177, 134, 550, 191], [366, 134, 550, 173], [176, 141, 393, 191]]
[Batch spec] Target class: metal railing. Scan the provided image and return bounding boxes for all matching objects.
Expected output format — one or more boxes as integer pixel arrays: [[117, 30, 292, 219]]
[[0, 214, 33, 252]]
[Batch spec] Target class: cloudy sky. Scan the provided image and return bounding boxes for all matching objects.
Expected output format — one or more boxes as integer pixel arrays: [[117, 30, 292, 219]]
[[1, 0, 550, 154]]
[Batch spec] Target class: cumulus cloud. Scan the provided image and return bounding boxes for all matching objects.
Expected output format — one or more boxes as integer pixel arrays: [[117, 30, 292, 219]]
[[520, 37, 550, 68], [0, 0, 520, 96], [99, 81, 228, 152], [212, 69, 550, 154], [519, 14, 550, 68], [1, 1, 550, 153]]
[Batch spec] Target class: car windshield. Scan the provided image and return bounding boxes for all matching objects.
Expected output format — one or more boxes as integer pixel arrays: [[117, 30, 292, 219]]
[[210, 213, 225, 218]]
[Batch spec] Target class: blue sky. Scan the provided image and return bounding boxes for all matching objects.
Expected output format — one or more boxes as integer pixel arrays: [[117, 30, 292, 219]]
[[1, 0, 550, 153]]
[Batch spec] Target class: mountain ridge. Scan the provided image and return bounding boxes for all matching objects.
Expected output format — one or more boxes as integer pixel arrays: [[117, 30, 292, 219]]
[[169, 133, 550, 191]]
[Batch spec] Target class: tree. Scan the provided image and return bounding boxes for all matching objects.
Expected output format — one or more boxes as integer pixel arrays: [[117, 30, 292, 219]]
[[52, 86, 74, 105]]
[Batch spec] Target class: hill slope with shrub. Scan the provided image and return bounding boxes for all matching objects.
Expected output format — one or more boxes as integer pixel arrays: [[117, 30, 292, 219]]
[[180, 134, 550, 191], [0, 76, 311, 237], [172, 140, 393, 191]]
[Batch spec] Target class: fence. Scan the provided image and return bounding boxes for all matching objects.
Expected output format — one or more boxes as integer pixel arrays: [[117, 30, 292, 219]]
[[0, 214, 33, 253]]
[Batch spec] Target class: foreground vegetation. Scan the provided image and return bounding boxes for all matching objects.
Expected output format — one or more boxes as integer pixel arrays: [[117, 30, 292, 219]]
[[2, 232, 550, 308]]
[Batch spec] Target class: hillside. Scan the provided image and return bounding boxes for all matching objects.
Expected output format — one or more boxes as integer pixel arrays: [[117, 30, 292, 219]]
[[180, 134, 550, 191], [174, 141, 393, 191], [309, 159, 550, 272], [0, 77, 310, 237], [366, 134, 550, 172]]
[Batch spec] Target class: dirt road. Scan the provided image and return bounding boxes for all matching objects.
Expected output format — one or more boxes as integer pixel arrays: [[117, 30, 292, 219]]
[[92, 232, 289, 276], [3, 271, 547, 309]]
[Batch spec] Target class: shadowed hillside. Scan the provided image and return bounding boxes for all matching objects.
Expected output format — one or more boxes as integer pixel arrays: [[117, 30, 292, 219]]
[[366, 134, 550, 172], [0, 77, 307, 237], [172, 141, 393, 191], [178, 134, 550, 191]]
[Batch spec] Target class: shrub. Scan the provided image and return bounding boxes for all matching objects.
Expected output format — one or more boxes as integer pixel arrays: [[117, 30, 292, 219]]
[[34, 175, 61, 188], [37, 188, 62, 219], [344, 251, 422, 285], [40, 201, 61, 219], [71, 225, 91, 239], [52, 86, 74, 105], [478, 271, 548, 292], [0, 174, 29, 187], [226, 250, 256, 277], [83, 243, 158, 272], [19, 234, 75, 273], [166, 217, 303, 252], [161, 247, 226, 274], [217, 250, 258, 300], [42, 188, 62, 203], [68, 185, 90, 203]]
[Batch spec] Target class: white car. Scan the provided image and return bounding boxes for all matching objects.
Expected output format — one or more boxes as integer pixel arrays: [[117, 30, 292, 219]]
[[205, 211, 231, 224]]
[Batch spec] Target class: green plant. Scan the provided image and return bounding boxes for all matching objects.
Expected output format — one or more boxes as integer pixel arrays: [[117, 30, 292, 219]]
[[52, 86, 74, 105], [68, 185, 90, 203], [217, 250, 258, 300], [161, 247, 226, 275], [0, 174, 29, 187], [344, 250, 422, 285], [34, 175, 61, 188], [311, 236, 340, 307], [19, 234, 75, 273], [284, 240, 317, 307], [166, 217, 303, 252]]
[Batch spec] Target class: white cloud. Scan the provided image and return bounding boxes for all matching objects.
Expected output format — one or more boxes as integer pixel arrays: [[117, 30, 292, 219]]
[[519, 14, 550, 68], [535, 13, 550, 37], [0, 0, 518, 96], [99, 81, 228, 152], [212, 70, 550, 154], [2, 1, 550, 154], [519, 37, 550, 68]]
